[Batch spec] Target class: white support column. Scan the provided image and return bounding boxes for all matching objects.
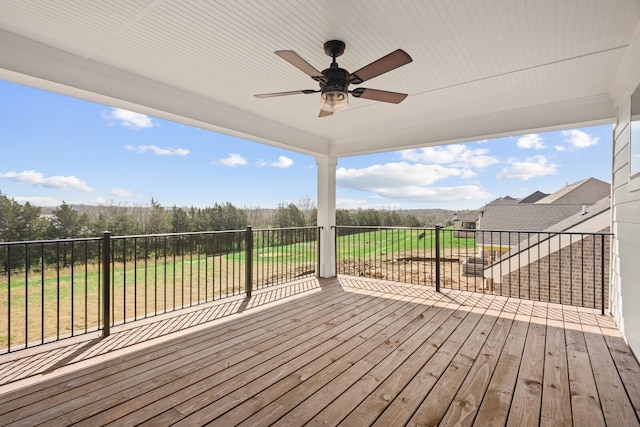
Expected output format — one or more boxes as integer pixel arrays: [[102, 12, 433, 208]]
[[316, 155, 337, 278]]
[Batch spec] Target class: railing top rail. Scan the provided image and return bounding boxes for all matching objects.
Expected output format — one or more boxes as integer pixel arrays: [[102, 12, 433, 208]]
[[109, 229, 246, 240], [0, 226, 324, 246], [473, 228, 613, 237], [252, 226, 322, 232], [111, 226, 322, 239], [0, 236, 102, 246], [333, 225, 612, 237], [333, 225, 434, 231]]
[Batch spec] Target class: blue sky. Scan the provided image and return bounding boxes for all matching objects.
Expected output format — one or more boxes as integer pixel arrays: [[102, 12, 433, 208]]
[[1, 80, 611, 211]]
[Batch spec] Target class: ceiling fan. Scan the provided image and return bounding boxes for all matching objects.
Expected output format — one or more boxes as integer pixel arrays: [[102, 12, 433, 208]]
[[255, 40, 412, 117]]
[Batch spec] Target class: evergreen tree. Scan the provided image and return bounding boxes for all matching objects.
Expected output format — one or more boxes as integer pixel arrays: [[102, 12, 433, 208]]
[[274, 203, 306, 228], [145, 198, 170, 234], [171, 206, 193, 233], [49, 202, 87, 239]]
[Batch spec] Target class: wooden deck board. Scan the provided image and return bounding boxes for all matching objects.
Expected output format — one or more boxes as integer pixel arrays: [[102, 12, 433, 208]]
[[222, 296, 444, 426], [338, 304, 475, 426], [565, 326, 606, 427], [370, 309, 485, 426], [144, 295, 415, 426], [473, 316, 530, 426], [56, 290, 381, 425], [604, 332, 640, 421], [540, 320, 571, 426], [0, 276, 637, 426], [406, 310, 499, 426], [584, 325, 640, 427], [302, 304, 447, 426], [438, 310, 515, 426], [506, 316, 547, 427]]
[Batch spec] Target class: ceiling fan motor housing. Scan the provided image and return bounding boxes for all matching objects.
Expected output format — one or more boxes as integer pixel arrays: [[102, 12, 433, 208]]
[[321, 66, 349, 95]]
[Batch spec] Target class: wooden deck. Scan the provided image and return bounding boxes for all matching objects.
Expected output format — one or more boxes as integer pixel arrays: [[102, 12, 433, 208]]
[[0, 276, 638, 426]]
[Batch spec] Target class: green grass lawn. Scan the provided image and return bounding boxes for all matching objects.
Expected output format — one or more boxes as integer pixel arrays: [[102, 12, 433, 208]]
[[335, 228, 475, 259]]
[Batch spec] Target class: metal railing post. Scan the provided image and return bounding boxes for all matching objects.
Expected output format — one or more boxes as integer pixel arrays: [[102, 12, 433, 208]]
[[245, 226, 253, 298], [601, 234, 606, 315], [318, 226, 322, 277], [435, 225, 441, 292], [102, 231, 111, 337]]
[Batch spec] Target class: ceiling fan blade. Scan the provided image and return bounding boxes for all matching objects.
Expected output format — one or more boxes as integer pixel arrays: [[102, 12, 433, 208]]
[[351, 88, 408, 104], [319, 109, 333, 118], [254, 90, 318, 98], [349, 49, 412, 84], [275, 50, 323, 77]]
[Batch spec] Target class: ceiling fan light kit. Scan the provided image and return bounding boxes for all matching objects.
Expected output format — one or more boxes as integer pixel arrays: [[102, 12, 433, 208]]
[[320, 90, 349, 112], [255, 40, 412, 117]]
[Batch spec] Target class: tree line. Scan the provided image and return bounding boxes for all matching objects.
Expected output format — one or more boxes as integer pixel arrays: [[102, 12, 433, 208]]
[[0, 192, 424, 242], [0, 192, 425, 273]]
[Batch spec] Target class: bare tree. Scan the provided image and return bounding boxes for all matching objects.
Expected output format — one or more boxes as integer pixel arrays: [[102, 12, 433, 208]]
[[297, 195, 317, 226]]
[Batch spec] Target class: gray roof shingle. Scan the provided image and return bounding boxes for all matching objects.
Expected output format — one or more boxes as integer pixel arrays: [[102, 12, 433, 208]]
[[474, 177, 611, 247]]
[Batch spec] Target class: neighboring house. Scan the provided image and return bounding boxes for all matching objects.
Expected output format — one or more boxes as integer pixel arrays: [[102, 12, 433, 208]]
[[518, 191, 548, 203], [484, 196, 611, 309], [475, 177, 610, 261], [452, 211, 479, 238], [465, 177, 612, 309]]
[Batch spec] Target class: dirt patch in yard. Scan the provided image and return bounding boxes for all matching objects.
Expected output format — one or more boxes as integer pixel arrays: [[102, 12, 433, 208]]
[[337, 252, 488, 292]]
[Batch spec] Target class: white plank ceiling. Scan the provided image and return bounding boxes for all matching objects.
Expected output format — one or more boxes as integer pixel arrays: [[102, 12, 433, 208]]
[[1, 0, 640, 157]]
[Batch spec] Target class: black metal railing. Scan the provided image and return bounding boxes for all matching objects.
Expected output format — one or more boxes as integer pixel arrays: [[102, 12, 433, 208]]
[[0, 237, 104, 353], [251, 227, 320, 292], [0, 226, 320, 353], [335, 226, 611, 313]]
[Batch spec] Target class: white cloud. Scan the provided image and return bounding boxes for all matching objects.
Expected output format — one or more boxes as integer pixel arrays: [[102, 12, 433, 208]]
[[400, 144, 498, 169], [257, 156, 295, 168], [555, 145, 566, 152], [517, 134, 545, 149], [496, 155, 558, 180], [102, 108, 155, 129], [0, 170, 93, 192], [270, 156, 294, 168], [338, 162, 462, 190], [336, 162, 492, 203], [125, 145, 189, 156], [374, 185, 493, 201], [460, 169, 477, 179], [219, 153, 248, 167], [562, 129, 599, 148], [110, 188, 134, 198], [13, 196, 60, 206]]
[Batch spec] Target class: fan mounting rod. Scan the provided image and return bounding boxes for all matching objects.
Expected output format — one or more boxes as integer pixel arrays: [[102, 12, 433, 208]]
[[324, 40, 346, 61]]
